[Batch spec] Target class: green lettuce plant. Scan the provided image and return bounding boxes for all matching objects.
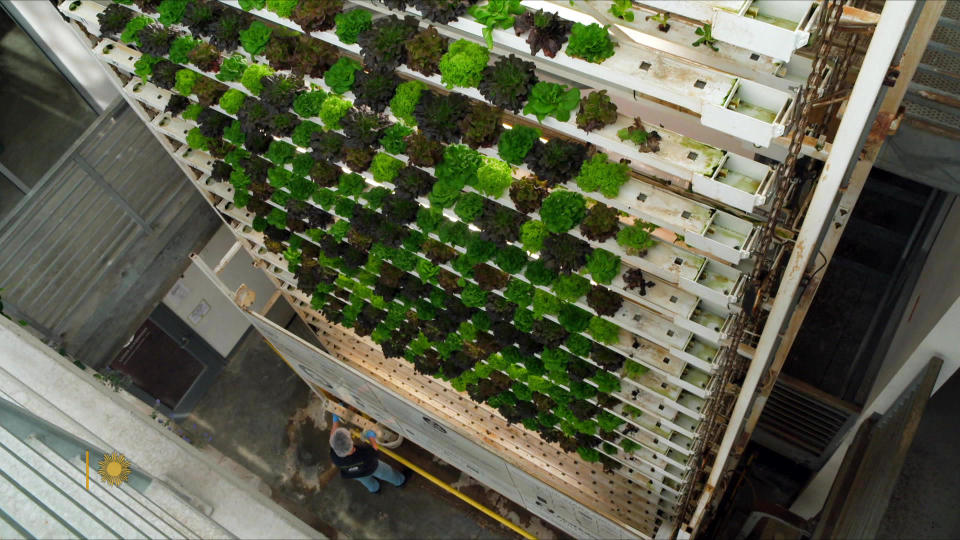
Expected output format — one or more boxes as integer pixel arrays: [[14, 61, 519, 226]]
[[504, 278, 534, 307], [616, 221, 657, 254], [218, 89, 246, 115], [265, 140, 296, 165], [436, 144, 482, 189], [134, 54, 162, 78], [587, 317, 619, 345], [266, 0, 298, 17], [540, 191, 587, 233], [335, 8, 373, 44], [186, 127, 211, 151], [439, 39, 490, 89], [293, 90, 327, 117], [157, 0, 188, 25], [609, 0, 634, 22], [520, 220, 547, 253], [319, 95, 352, 130], [693, 23, 719, 51], [290, 120, 323, 148], [389, 80, 427, 126], [532, 289, 561, 319], [291, 153, 316, 176], [462, 283, 488, 308], [551, 273, 589, 302], [476, 158, 513, 198], [379, 124, 413, 155], [217, 55, 247, 82], [174, 69, 198, 96], [168, 36, 198, 64], [370, 153, 404, 183], [239, 20, 272, 55], [498, 126, 541, 165], [454, 192, 485, 222], [121, 16, 152, 45], [575, 153, 630, 198], [566, 23, 616, 63], [324, 57, 362, 94], [238, 0, 266, 10], [523, 82, 579, 122], [558, 304, 591, 333], [495, 246, 527, 275], [240, 64, 274, 95], [469, 0, 525, 49]]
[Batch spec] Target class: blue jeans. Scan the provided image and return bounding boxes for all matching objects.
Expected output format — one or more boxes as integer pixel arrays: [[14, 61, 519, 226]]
[[354, 461, 404, 492]]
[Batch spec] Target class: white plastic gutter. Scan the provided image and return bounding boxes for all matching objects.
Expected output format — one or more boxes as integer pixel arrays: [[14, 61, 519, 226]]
[[685, 0, 918, 534]]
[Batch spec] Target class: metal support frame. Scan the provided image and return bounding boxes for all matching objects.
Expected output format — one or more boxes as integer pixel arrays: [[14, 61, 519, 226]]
[[72, 154, 152, 231], [683, 1, 919, 534]]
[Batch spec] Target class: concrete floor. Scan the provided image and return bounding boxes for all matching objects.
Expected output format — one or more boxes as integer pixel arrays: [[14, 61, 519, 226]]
[[187, 311, 565, 540], [878, 369, 960, 539]]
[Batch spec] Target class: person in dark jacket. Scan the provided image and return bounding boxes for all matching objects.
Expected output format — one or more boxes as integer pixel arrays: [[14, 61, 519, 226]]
[[329, 414, 409, 494]]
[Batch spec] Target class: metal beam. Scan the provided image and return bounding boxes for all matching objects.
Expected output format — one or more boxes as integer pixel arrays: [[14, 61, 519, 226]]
[[72, 154, 151, 231]]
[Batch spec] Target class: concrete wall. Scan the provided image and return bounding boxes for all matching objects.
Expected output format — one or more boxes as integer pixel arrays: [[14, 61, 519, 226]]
[[868, 198, 960, 402], [0, 316, 320, 539]]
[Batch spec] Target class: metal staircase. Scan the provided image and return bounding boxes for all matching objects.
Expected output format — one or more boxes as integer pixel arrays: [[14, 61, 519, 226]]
[[878, 2, 960, 193]]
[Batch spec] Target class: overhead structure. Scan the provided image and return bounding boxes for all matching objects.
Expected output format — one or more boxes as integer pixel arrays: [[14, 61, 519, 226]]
[[56, 0, 904, 537]]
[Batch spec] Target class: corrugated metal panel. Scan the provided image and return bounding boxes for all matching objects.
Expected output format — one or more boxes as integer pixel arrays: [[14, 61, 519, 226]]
[[0, 101, 198, 347]]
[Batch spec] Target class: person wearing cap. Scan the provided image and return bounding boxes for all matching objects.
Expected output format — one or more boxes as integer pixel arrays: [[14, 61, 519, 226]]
[[328, 413, 409, 494]]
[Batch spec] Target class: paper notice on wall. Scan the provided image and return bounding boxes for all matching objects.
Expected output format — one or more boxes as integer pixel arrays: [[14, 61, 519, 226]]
[[166, 281, 190, 306], [188, 300, 210, 324]]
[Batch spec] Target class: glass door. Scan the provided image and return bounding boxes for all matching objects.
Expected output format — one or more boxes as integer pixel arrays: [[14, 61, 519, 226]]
[[0, 7, 97, 220]]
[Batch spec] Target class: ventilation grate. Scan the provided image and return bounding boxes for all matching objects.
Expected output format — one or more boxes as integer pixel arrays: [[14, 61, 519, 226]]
[[753, 375, 859, 469]]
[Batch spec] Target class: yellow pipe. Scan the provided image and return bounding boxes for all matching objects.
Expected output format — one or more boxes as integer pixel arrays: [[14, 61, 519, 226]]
[[263, 339, 537, 539], [376, 442, 537, 540]]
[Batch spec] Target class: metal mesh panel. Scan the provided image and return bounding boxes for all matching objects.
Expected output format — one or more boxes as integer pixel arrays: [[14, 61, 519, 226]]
[[912, 68, 960, 97], [931, 23, 960, 48], [903, 98, 960, 128], [920, 47, 960, 75]]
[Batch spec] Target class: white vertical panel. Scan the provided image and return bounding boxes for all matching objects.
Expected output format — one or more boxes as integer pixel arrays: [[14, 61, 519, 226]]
[[241, 309, 644, 539]]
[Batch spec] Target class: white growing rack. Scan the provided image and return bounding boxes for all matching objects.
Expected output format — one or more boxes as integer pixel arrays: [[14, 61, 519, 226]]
[[636, 0, 821, 61], [57, 0, 897, 536]]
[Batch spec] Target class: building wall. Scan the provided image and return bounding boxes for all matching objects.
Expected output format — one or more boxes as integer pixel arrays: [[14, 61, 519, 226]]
[[0, 316, 321, 539], [868, 198, 960, 402]]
